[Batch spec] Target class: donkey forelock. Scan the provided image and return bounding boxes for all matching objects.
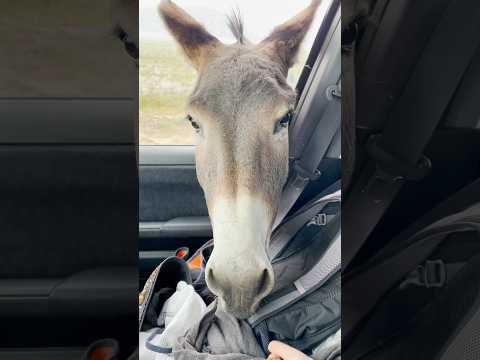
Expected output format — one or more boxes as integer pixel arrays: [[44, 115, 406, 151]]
[[226, 9, 246, 45]]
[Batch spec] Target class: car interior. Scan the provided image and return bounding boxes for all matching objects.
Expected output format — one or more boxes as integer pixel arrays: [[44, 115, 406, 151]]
[[0, 2, 138, 359], [344, 0, 480, 272], [138, 0, 342, 290], [3, 0, 478, 358], [342, 0, 480, 358]]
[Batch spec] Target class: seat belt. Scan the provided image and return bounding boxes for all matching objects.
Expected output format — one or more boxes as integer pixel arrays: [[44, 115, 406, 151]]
[[340, 0, 363, 194], [342, 0, 480, 270], [343, 180, 480, 345], [341, 32, 355, 194], [273, 1, 341, 229]]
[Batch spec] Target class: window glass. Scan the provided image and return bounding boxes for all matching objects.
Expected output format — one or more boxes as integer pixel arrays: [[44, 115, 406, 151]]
[[140, 0, 329, 145]]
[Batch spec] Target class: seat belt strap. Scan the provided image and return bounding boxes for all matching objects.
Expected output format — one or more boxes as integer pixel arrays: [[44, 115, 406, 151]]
[[274, 96, 340, 229], [341, 1, 360, 194], [342, 0, 480, 270], [273, 4, 341, 228]]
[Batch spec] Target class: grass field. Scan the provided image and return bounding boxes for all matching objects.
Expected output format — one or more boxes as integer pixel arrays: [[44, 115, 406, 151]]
[[140, 40, 197, 145], [140, 40, 307, 145]]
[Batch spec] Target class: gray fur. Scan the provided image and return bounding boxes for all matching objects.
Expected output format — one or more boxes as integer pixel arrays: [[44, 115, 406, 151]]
[[191, 46, 296, 206]]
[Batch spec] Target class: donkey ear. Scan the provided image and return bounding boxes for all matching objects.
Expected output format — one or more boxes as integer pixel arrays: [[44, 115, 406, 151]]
[[258, 0, 322, 72], [158, 0, 222, 70]]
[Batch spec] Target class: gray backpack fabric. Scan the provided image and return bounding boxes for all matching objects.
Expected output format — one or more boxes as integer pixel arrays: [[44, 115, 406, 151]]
[[250, 272, 340, 354], [343, 199, 480, 359]]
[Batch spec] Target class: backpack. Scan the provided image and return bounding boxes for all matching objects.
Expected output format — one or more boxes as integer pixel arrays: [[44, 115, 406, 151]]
[[343, 186, 480, 359], [248, 186, 341, 354]]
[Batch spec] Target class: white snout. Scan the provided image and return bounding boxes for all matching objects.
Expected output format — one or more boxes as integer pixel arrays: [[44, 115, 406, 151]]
[[205, 195, 275, 319]]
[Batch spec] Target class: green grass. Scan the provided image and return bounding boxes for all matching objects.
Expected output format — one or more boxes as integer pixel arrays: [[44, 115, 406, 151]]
[[140, 40, 197, 145], [140, 40, 308, 145]]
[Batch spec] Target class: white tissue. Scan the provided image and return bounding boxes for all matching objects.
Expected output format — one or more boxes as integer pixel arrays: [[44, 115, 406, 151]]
[[140, 281, 207, 360]]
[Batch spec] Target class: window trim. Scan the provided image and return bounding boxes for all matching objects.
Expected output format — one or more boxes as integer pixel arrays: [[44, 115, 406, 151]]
[[139, 144, 195, 166], [0, 97, 135, 144], [296, 0, 339, 98]]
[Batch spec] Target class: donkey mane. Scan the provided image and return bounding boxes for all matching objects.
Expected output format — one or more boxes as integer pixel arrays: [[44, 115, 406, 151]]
[[226, 9, 245, 44]]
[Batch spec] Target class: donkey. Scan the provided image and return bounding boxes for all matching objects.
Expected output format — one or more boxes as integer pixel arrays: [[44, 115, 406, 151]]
[[158, 0, 322, 319]]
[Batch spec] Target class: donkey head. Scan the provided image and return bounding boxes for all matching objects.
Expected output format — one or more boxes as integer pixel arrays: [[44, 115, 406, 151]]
[[159, 0, 321, 318]]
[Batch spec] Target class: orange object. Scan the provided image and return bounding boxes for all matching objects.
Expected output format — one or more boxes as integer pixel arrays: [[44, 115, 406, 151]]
[[89, 346, 115, 360], [188, 254, 202, 269]]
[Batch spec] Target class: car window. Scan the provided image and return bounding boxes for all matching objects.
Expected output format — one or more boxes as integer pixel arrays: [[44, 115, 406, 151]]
[[140, 0, 330, 145]]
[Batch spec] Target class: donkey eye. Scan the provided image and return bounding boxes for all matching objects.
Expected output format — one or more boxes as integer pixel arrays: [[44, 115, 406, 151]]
[[274, 110, 293, 134], [186, 115, 201, 133]]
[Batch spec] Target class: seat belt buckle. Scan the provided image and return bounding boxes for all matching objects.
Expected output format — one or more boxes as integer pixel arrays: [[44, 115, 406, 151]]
[[401, 259, 446, 289]]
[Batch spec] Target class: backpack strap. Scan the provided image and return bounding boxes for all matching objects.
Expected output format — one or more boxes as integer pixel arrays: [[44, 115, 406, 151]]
[[270, 183, 341, 260]]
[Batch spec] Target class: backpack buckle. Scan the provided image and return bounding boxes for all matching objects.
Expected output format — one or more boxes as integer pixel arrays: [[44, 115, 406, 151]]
[[401, 260, 446, 289], [421, 260, 446, 288], [308, 213, 327, 227]]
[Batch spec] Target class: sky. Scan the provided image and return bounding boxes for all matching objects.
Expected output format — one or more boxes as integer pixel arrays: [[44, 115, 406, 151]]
[[140, 0, 331, 45]]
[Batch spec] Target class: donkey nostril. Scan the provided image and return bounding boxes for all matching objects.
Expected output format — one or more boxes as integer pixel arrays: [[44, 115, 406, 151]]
[[206, 266, 214, 283], [206, 263, 273, 309], [256, 268, 274, 297], [206, 267, 222, 296]]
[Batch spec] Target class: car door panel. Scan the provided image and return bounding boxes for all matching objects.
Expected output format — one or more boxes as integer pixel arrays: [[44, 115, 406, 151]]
[[0, 98, 137, 348], [139, 145, 211, 285]]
